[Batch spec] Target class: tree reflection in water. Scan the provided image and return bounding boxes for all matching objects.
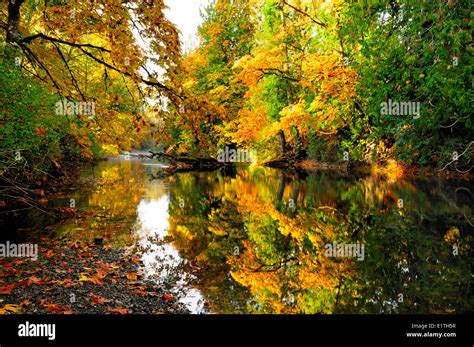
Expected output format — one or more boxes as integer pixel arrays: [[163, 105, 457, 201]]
[[54, 161, 473, 314]]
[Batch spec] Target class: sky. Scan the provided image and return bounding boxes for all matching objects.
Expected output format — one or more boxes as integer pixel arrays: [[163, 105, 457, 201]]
[[164, 0, 211, 51]]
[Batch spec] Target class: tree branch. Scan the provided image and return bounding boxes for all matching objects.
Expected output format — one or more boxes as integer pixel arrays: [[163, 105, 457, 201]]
[[258, 68, 300, 82], [282, 1, 327, 28], [52, 41, 86, 101], [19, 43, 63, 93], [20, 33, 112, 52]]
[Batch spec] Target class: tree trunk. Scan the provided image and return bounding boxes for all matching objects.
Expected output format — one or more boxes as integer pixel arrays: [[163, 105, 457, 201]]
[[6, 0, 25, 44], [278, 130, 287, 154]]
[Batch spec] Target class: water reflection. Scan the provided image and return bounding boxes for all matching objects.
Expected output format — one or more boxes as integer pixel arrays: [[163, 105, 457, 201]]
[[51, 159, 473, 314], [134, 196, 206, 314], [163, 167, 473, 314]]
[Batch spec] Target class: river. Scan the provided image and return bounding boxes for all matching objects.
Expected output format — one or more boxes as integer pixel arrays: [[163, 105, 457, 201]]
[[4, 154, 473, 314]]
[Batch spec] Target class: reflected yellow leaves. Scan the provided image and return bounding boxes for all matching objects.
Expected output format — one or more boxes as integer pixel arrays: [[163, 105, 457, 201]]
[[56, 161, 147, 246], [51, 161, 472, 314]]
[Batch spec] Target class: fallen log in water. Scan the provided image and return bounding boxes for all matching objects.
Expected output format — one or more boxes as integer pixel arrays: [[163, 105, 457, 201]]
[[296, 160, 350, 172], [148, 151, 225, 169], [264, 158, 351, 172]]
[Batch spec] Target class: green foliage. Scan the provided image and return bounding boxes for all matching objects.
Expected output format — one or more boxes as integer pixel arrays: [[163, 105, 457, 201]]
[[0, 60, 78, 181], [342, 0, 473, 166]]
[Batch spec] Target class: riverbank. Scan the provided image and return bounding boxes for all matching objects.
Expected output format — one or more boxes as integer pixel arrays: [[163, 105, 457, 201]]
[[297, 158, 473, 180], [0, 237, 188, 314]]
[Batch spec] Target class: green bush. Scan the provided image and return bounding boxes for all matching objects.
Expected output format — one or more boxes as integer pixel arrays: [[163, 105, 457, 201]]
[[0, 59, 78, 182]]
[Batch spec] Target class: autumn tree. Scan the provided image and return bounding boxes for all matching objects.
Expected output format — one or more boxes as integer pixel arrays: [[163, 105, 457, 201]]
[[229, 0, 357, 163], [1, 0, 181, 157], [158, 0, 256, 156]]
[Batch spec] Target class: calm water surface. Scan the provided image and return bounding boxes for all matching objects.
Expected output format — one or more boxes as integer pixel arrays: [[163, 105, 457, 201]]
[[17, 155, 473, 314]]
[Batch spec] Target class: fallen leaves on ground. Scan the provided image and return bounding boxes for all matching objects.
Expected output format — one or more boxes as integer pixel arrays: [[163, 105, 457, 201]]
[[44, 250, 55, 259], [0, 304, 21, 314], [50, 278, 79, 288], [0, 238, 185, 314], [126, 272, 138, 281], [107, 307, 129, 314], [89, 293, 112, 306], [18, 276, 45, 287], [89, 269, 108, 284], [41, 301, 73, 314], [95, 261, 119, 271], [20, 300, 32, 308], [79, 269, 108, 285], [162, 293, 174, 301], [0, 283, 16, 295]]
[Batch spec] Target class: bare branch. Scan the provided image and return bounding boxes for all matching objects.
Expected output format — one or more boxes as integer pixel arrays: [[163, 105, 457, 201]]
[[282, 1, 327, 28], [20, 33, 111, 52]]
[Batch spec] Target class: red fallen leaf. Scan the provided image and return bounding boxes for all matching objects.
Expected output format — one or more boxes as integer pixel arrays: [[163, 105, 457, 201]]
[[12, 259, 27, 266], [0, 200, 6, 208], [43, 302, 73, 314], [162, 293, 174, 301], [63, 281, 79, 288], [50, 278, 79, 288], [0, 283, 15, 294], [95, 261, 119, 271], [0, 266, 19, 277], [35, 128, 46, 136], [44, 250, 55, 259], [131, 257, 141, 264], [89, 294, 112, 306], [20, 300, 32, 308], [131, 290, 147, 296], [58, 207, 77, 214], [85, 269, 108, 285], [21, 276, 44, 286], [107, 307, 129, 314], [68, 241, 82, 249]]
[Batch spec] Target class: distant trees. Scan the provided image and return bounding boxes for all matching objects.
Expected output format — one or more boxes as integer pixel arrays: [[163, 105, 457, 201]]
[[173, 0, 472, 169]]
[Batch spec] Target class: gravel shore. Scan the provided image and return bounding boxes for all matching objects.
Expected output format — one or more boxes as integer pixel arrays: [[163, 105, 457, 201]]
[[0, 238, 189, 314]]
